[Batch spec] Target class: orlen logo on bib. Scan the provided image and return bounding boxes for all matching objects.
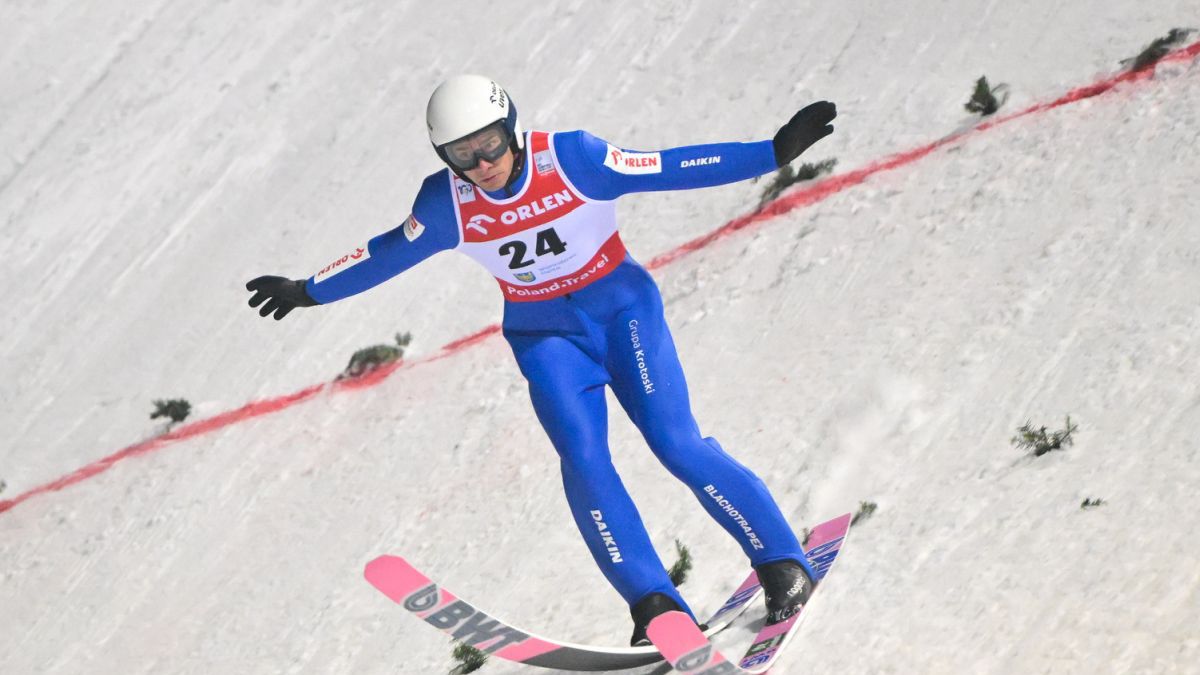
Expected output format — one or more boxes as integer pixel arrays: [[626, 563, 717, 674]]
[[466, 214, 495, 235], [314, 246, 370, 284], [604, 144, 662, 175], [499, 190, 575, 225]]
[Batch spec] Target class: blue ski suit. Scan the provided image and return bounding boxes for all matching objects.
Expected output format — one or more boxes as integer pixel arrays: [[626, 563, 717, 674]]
[[306, 129, 810, 615]]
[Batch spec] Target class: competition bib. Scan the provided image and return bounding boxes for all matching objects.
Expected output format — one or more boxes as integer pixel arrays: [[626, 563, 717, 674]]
[[451, 131, 625, 301]]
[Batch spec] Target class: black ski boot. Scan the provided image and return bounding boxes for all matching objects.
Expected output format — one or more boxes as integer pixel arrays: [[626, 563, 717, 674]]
[[629, 593, 686, 647], [755, 558, 815, 624]]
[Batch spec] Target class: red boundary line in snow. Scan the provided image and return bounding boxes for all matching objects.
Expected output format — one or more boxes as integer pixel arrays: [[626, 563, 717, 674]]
[[3, 42, 1197, 516]]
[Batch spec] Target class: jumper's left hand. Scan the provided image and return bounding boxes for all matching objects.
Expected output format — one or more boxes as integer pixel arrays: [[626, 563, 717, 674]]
[[773, 101, 837, 167]]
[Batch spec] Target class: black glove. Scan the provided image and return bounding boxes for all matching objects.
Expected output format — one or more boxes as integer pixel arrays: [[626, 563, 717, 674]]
[[773, 101, 837, 167], [245, 276, 318, 320]]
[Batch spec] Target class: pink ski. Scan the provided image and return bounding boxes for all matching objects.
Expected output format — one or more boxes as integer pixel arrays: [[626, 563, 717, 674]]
[[363, 556, 760, 672]]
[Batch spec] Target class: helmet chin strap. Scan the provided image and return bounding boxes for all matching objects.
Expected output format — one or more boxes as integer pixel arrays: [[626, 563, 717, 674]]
[[501, 144, 526, 191]]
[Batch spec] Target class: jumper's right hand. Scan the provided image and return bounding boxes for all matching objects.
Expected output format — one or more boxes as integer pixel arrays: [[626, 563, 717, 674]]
[[245, 275, 318, 320]]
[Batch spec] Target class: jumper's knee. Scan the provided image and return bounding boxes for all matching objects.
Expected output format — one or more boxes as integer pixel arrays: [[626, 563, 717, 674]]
[[556, 443, 614, 475], [643, 427, 710, 483]]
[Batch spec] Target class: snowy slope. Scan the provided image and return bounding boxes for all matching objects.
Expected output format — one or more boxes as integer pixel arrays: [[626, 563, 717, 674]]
[[2, 1, 1199, 673]]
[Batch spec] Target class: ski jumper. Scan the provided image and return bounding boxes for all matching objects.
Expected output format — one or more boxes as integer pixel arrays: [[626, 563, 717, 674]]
[[306, 130, 811, 614]]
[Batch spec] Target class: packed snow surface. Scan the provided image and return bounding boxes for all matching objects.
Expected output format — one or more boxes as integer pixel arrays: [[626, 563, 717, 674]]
[[2, 1, 1198, 673]]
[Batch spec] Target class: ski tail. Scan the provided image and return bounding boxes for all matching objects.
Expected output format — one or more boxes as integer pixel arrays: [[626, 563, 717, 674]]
[[647, 610, 738, 673], [363, 555, 757, 672], [365, 555, 662, 671]]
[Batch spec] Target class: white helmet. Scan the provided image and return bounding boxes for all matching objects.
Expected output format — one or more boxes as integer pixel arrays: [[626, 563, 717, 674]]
[[426, 74, 524, 151]]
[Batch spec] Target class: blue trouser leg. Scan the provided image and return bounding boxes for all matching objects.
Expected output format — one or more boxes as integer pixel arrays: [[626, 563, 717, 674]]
[[505, 327, 695, 616], [598, 269, 810, 572], [503, 258, 813, 614]]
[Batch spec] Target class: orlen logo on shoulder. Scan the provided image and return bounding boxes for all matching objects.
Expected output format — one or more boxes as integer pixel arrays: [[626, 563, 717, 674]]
[[313, 246, 370, 284], [604, 144, 662, 175]]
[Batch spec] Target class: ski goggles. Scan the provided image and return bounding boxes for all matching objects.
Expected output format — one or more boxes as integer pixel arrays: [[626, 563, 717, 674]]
[[439, 121, 512, 171]]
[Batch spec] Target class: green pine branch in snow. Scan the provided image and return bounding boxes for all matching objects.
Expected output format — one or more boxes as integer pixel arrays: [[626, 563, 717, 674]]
[[150, 399, 192, 425], [759, 158, 838, 207], [965, 76, 1010, 116], [1122, 28, 1196, 72], [339, 331, 413, 380], [851, 501, 878, 526], [667, 539, 693, 587], [1012, 415, 1079, 457], [450, 642, 488, 674]]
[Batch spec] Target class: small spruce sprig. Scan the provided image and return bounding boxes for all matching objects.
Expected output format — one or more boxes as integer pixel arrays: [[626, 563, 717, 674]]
[[338, 331, 413, 380], [667, 539, 693, 587], [1011, 416, 1079, 457], [759, 158, 838, 207], [1121, 28, 1196, 72], [150, 399, 192, 425], [450, 642, 487, 674], [965, 76, 1010, 116], [1081, 498, 1106, 510], [851, 501, 878, 526]]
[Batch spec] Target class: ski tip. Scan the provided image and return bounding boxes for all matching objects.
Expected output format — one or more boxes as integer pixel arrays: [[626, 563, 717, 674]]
[[363, 554, 422, 602], [808, 513, 853, 541], [364, 554, 405, 578]]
